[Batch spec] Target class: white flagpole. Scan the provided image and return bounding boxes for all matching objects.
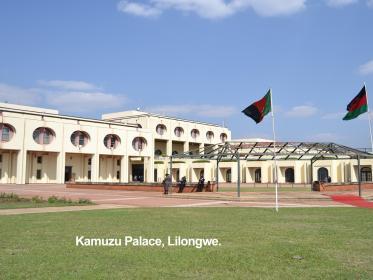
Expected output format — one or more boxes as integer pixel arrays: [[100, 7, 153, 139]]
[[270, 88, 279, 212], [364, 82, 373, 154]]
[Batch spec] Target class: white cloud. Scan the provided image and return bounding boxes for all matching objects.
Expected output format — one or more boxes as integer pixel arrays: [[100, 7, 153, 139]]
[[368, 0, 373, 7], [146, 104, 236, 118], [0, 82, 128, 115], [285, 105, 318, 118], [321, 112, 345, 120], [326, 0, 358, 7], [359, 60, 373, 75], [37, 80, 99, 91], [308, 132, 339, 142], [0, 83, 42, 106], [117, 0, 306, 19]]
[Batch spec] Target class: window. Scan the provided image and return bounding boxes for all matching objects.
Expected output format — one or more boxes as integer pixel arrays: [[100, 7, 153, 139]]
[[0, 154, 2, 163], [206, 131, 214, 141], [132, 137, 147, 151], [37, 156, 42, 164], [0, 124, 14, 142], [154, 169, 158, 182], [36, 169, 42, 180], [70, 131, 89, 147], [104, 134, 120, 149], [0, 169, 2, 178], [174, 127, 184, 137], [88, 158, 92, 166], [156, 124, 167, 136], [191, 129, 199, 139], [226, 169, 232, 183], [88, 170, 91, 180], [285, 168, 295, 183], [155, 149, 162, 156], [116, 171, 120, 180], [33, 127, 54, 145], [255, 168, 261, 183], [317, 167, 329, 182], [220, 133, 227, 143], [361, 167, 372, 182], [117, 159, 121, 166]]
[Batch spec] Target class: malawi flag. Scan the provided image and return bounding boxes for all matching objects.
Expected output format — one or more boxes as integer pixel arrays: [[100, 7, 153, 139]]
[[242, 90, 272, 123], [343, 86, 368, 121]]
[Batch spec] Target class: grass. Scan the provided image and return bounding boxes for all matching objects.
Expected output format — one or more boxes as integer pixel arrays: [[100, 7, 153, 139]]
[[0, 193, 94, 209], [0, 208, 373, 279]]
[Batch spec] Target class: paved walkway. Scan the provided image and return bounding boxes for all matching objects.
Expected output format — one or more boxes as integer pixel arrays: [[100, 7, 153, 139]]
[[0, 184, 369, 215]]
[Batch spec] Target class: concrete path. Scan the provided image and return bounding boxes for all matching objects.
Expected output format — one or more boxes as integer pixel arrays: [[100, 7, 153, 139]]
[[0, 184, 367, 215]]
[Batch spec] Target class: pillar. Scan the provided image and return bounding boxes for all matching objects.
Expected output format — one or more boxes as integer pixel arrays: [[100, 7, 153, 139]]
[[91, 153, 100, 182], [16, 149, 27, 184], [120, 155, 128, 183]]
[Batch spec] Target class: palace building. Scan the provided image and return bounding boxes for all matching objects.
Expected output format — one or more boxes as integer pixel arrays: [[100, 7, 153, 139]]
[[0, 102, 372, 185]]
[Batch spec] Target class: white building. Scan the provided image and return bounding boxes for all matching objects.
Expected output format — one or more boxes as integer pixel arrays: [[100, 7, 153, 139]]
[[0, 102, 372, 185]]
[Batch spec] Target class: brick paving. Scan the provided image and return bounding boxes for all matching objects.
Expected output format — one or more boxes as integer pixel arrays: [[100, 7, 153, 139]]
[[0, 184, 370, 215]]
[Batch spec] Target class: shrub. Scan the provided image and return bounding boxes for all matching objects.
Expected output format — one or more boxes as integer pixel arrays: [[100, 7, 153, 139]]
[[47, 196, 58, 203], [0, 193, 21, 201], [78, 198, 93, 205], [31, 196, 44, 203]]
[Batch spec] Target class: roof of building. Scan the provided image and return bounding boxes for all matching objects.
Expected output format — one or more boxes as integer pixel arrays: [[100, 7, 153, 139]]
[[102, 110, 229, 129]]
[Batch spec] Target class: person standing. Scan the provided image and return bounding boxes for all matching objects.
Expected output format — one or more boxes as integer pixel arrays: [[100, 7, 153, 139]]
[[178, 176, 187, 193], [197, 175, 205, 192], [163, 173, 172, 195]]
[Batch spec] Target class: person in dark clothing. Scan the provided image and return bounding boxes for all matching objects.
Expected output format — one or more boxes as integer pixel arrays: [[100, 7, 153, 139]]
[[163, 174, 171, 195], [197, 175, 205, 192], [178, 176, 187, 193]]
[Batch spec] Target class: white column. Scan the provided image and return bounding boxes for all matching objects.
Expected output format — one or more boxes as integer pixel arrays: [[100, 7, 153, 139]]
[[183, 141, 189, 153], [16, 149, 27, 184], [56, 152, 65, 184], [91, 153, 100, 182], [166, 140, 173, 156], [120, 155, 128, 183]]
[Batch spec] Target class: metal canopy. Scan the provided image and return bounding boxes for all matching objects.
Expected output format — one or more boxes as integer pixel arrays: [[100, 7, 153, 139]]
[[171, 141, 373, 162]]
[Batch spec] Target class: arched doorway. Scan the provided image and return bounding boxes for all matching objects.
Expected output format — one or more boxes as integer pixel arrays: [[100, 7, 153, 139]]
[[361, 167, 372, 182], [317, 167, 329, 182], [285, 168, 294, 183], [226, 169, 232, 183], [254, 168, 261, 183]]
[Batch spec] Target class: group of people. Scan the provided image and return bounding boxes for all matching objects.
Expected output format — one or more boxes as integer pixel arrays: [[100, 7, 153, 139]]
[[162, 174, 208, 194]]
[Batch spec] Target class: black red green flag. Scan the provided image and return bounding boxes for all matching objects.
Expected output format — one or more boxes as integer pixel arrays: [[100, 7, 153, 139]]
[[242, 90, 272, 124], [343, 86, 368, 121]]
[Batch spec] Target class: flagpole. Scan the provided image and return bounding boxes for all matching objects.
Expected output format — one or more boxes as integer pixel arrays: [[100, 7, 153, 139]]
[[270, 88, 279, 212], [364, 82, 373, 154]]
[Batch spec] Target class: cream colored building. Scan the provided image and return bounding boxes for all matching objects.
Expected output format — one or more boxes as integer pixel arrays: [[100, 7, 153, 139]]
[[0, 102, 372, 185]]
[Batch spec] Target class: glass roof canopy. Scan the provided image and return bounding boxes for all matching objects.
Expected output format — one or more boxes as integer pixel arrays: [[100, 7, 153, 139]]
[[172, 141, 373, 162]]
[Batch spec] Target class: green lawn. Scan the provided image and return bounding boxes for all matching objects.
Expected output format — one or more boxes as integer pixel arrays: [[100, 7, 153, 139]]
[[0, 208, 373, 279]]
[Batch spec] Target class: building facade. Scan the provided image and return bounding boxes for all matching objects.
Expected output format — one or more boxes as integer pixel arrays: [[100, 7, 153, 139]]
[[0, 102, 372, 185]]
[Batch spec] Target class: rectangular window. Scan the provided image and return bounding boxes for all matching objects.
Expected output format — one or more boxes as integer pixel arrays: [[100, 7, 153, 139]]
[[37, 156, 42, 164], [88, 158, 92, 166], [0, 154, 2, 163], [117, 159, 121, 166], [88, 170, 91, 180], [79, 135, 85, 146], [36, 169, 42, 180], [0, 169, 2, 178], [116, 171, 120, 180], [2, 127, 9, 142]]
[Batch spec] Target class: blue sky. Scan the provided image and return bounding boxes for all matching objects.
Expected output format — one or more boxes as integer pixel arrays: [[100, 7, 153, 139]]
[[1, 0, 373, 147]]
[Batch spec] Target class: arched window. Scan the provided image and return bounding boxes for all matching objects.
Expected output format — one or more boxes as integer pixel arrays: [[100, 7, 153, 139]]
[[70, 131, 90, 147], [285, 168, 295, 183], [156, 124, 167, 135], [132, 137, 147, 151], [154, 149, 162, 156], [317, 167, 329, 182], [361, 167, 372, 182], [206, 131, 214, 141], [174, 127, 184, 137], [255, 168, 261, 183], [220, 133, 227, 143], [226, 169, 232, 183], [33, 127, 55, 145], [0, 123, 15, 142], [191, 129, 199, 139], [103, 134, 120, 149]]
